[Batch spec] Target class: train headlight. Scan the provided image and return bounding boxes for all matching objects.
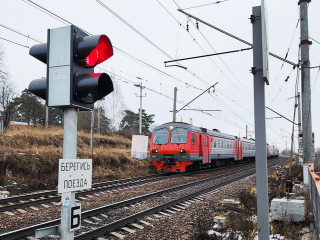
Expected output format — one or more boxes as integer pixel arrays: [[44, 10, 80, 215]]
[[179, 149, 186, 153], [169, 125, 175, 130], [152, 149, 158, 153]]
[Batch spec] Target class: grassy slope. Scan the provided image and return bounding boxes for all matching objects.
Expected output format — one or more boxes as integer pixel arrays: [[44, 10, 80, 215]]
[[0, 126, 154, 190]]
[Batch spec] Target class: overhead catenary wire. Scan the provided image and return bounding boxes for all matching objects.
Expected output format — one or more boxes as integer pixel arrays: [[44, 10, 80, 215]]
[[267, 18, 300, 97], [172, 0, 255, 102], [13, 0, 294, 138], [182, 0, 229, 10], [0, 23, 43, 43], [8, 2, 206, 92], [1, 21, 245, 127], [172, 0, 286, 136], [96, 0, 215, 88], [110, 70, 244, 128], [21, 0, 254, 133], [98, 0, 257, 129], [177, 8, 297, 67], [160, 0, 261, 128], [0, 36, 30, 48], [158, 0, 254, 105], [164, 47, 252, 64]]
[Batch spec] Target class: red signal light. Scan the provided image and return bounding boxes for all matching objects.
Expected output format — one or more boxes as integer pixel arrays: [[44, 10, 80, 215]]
[[76, 35, 113, 68]]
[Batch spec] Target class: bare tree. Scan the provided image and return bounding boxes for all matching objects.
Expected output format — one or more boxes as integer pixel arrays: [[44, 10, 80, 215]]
[[0, 44, 18, 126], [103, 74, 126, 133], [0, 77, 17, 126], [0, 44, 6, 79]]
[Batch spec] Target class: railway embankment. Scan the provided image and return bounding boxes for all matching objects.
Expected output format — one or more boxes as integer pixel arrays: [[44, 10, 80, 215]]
[[0, 125, 153, 193]]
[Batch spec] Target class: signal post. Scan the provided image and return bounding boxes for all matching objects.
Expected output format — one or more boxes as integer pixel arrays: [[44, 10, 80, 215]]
[[29, 25, 114, 239], [251, 2, 270, 239]]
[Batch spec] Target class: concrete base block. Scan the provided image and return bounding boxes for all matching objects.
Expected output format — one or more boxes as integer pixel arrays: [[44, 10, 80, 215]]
[[271, 198, 305, 222]]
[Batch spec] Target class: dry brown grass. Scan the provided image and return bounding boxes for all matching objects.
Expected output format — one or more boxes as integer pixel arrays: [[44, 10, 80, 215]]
[[0, 125, 154, 190]]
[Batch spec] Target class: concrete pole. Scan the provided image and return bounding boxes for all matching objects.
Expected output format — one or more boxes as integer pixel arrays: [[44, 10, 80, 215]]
[[252, 6, 270, 240], [97, 100, 101, 134], [246, 125, 248, 138], [60, 108, 77, 239], [139, 83, 142, 135], [90, 110, 94, 154], [299, 0, 313, 163], [45, 106, 49, 131], [298, 92, 303, 163], [173, 87, 177, 122], [297, 92, 302, 133]]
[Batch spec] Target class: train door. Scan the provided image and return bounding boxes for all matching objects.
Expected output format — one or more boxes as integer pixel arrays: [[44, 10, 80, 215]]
[[204, 136, 209, 163], [199, 135, 203, 157], [233, 140, 238, 160], [239, 141, 243, 160]]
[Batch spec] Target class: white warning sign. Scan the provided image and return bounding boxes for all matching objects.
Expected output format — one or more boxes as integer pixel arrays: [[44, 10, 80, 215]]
[[131, 135, 148, 160], [58, 159, 92, 193]]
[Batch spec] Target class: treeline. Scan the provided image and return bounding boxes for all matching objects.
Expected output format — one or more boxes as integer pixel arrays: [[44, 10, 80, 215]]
[[3, 88, 155, 136]]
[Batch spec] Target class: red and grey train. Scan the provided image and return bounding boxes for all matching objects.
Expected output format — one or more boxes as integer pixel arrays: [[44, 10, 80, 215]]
[[150, 122, 279, 173]]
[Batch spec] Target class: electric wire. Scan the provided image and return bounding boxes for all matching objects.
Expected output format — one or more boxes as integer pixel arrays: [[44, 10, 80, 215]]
[[160, 0, 258, 129], [96, 0, 214, 88], [0, 23, 43, 43], [98, 0, 253, 129], [172, 0, 254, 103], [107, 67, 244, 129], [19, 1, 206, 92], [17, 0, 295, 138], [22, 0, 254, 133], [0, 36, 29, 48], [267, 18, 299, 97], [182, 0, 229, 10]]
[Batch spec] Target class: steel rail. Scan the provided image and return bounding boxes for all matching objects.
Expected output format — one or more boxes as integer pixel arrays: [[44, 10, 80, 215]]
[[0, 158, 285, 240], [76, 172, 252, 240], [0, 174, 159, 205], [0, 160, 257, 210]]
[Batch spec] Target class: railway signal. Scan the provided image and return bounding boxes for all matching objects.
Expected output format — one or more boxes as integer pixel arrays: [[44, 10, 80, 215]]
[[28, 25, 115, 239], [28, 25, 114, 110]]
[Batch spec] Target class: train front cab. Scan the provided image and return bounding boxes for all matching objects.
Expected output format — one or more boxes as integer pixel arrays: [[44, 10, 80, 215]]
[[150, 124, 194, 173]]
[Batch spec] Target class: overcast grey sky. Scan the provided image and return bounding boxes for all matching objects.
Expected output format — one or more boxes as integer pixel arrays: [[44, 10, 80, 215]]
[[1, 0, 320, 151]]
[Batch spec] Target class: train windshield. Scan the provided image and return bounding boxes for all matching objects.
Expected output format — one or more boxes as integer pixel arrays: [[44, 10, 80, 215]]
[[153, 128, 169, 144], [171, 127, 188, 144]]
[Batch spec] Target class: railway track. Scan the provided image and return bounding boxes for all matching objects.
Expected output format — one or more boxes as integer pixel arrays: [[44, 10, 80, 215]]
[[0, 160, 261, 213], [0, 157, 286, 240]]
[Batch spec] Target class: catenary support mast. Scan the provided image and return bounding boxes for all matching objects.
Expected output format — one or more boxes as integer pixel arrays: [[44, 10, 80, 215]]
[[299, 0, 313, 163], [252, 6, 270, 240]]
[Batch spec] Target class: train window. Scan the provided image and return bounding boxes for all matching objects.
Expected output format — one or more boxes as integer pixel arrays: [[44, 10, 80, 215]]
[[153, 128, 169, 144], [191, 133, 197, 144], [204, 138, 208, 147], [223, 140, 226, 148], [214, 139, 217, 148], [171, 128, 188, 144], [217, 139, 220, 148]]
